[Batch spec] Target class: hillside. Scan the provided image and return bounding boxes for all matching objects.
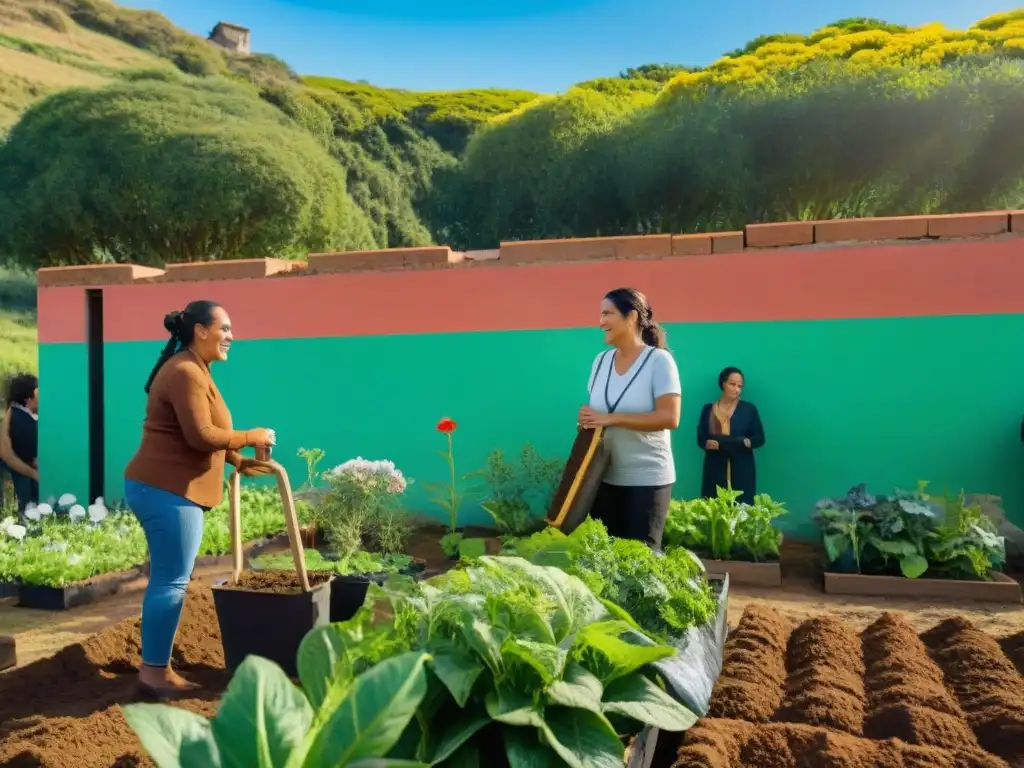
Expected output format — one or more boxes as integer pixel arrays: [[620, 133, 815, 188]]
[[1, 2, 1023, 381]]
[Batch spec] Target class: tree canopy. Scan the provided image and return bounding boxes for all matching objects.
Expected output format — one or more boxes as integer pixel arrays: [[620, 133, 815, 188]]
[[2, 4, 1024, 265], [0, 76, 377, 268]]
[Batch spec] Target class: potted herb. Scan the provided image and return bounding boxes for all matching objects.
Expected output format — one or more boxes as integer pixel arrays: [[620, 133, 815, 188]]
[[211, 465, 333, 677], [663, 487, 787, 586], [295, 456, 424, 620]]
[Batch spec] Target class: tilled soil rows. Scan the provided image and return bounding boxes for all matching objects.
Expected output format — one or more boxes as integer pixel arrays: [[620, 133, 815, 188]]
[[672, 606, 1024, 768]]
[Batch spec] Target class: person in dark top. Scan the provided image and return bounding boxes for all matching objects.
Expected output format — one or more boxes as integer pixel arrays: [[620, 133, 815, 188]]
[[697, 366, 765, 504], [1, 373, 40, 514]]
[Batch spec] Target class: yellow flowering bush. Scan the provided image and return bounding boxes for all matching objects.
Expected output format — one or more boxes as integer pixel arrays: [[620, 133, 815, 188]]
[[663, 11, 1024, 98]]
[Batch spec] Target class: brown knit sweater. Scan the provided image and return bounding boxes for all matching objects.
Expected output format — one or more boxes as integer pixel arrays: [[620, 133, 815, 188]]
[[125, 351, 250, 508]]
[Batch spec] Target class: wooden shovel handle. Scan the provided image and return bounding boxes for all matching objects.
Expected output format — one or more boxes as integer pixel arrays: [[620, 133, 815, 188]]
[[228, 458, 311, 592]]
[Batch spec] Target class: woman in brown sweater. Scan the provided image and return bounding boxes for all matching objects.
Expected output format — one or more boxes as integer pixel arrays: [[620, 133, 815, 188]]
[[124, 300, 274, 697]]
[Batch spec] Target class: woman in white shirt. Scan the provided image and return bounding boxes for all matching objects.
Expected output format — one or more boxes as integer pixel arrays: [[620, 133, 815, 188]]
[[578, 288, 682, 550]]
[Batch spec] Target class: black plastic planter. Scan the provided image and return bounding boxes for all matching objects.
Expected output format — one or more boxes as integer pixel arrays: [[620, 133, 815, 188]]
[[15, 569, 141, 611], [0, 581, 17, 599], [330, 562, 427, 623], [212, 577, 332, 677]]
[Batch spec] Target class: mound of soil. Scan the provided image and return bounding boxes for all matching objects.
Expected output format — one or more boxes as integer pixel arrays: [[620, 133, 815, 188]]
[[921, 617, 1024, 763], [672, 606, 1024, 768], [228, 569, 333, 594], [0, 580, 229, 768], [707, 605, 790, 722], [998, 629, 1024, 677], [774, 615, 865, 735]]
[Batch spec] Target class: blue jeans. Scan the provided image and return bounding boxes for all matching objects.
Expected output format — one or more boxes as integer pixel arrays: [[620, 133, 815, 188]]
[[125, 479, 205, 667]]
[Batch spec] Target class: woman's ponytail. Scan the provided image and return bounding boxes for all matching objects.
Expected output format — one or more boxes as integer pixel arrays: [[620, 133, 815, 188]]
[[143, 311, 184, 394], [641, 320, 667, 349]]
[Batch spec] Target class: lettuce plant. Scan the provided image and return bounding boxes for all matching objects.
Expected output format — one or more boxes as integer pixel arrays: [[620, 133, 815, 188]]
[[504, 519, 716, 639], [123, 650, 432, 768], [321, 556, 698, 766], [252, 548, 414, 577], [0, 509, 148, 586], [664, 487, 787, 562]]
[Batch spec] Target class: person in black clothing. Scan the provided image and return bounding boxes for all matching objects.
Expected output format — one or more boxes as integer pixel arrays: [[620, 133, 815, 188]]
[[696, 366, 765, 505], [1, 373, 39, 514]]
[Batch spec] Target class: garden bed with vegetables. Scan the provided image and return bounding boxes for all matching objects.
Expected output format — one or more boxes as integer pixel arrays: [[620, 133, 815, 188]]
[[0, 534, 728, 768], [664, 604, 1024, 767], [0, 496, 149, 610], [815, 482, 1020, 603], [663, 488, 786, 587]]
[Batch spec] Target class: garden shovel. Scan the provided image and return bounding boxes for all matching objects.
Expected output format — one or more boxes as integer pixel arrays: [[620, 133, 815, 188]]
[[228, 452, 311, 592]]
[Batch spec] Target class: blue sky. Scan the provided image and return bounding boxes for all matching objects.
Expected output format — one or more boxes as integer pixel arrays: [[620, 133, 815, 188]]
[[122, 0, 1017, 92]]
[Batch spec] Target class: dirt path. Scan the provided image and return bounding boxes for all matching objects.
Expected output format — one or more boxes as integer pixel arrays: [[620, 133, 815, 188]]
[[0, 564, 230, 669]]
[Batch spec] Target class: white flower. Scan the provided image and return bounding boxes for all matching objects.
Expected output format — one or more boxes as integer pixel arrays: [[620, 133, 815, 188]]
[[43, 541, 68, 552], [5, 524, 26, 541], [0, 516, 13, 530], [68, 505, 86, 521], [25, 506, 41, 522], [37, 503, 53, 517], [94, 496, 105, 506], [328, 457, 407, 493], [58, 493, 77, 507], [88, 503, 108, 523], [67, 553, 84, 566]]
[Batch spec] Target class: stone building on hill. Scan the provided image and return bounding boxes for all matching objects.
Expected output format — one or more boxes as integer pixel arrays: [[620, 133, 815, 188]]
[[208, 22, 251, 55]]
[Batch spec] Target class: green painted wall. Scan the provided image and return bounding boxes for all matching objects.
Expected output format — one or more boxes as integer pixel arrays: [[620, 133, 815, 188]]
[[41, 313, 1024, 539], [38, 343, 90, 503]]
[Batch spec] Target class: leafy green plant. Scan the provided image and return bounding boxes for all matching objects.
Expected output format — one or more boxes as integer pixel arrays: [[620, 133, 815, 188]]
[[478, 444, 564, 535], [504, 519, 715, 640], [0, 509, 148, 587], [313, 458, 411, 558], [815, 506, 875, 574], [926, 490, 1006, 580], [199, 487, 315, 558], [813, 481, 1006, 580], [123, 649, 432, 767], [664, 487, 787, 562], [439, 531, 463, 558], [253, 548, 414, 577], [323, 556, 698, 765], [296, 447, 326, 492]]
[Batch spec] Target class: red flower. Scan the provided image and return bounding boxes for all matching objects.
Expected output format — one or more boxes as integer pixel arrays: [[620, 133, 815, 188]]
[[436, 417, 457, 434]]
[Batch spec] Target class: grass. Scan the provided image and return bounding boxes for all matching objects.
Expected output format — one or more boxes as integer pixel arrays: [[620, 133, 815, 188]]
[[0, 267, 37, 387], [0, 1, 172, 132]]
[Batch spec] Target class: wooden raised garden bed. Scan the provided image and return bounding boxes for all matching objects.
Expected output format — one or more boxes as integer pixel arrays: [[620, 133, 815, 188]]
[[15, 567, 144, 611], [699, 558, 781, 587], [823, 570, 1022, 603]]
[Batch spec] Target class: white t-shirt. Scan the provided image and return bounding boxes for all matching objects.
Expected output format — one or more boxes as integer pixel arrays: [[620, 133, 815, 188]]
[[587, 347, 681, 487]]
